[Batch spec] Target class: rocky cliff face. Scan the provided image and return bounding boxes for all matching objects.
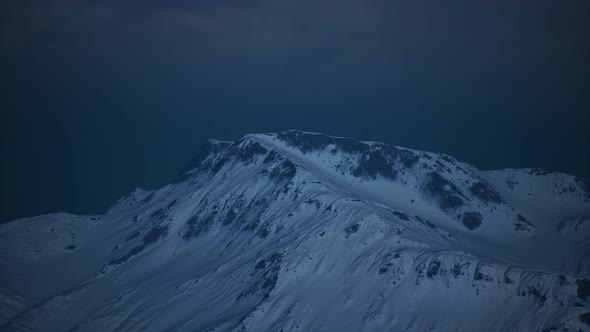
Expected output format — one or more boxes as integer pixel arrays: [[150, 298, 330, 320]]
[[1, 130, 589, 331]]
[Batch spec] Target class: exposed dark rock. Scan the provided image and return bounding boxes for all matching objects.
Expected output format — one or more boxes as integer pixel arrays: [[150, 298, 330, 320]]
[[223, 209, 237, 225], [506, 180, 518, 190], [558, 275, 568, 286], [441, 155, 455, 164], [125, 231, 140, 242], [427, 260, 441, 278], [416, 216, 437, 229], [242, 222, 258, 232], [263, 151, 278, 163], [452, 264, 462, 278], [255, 260, 266, 269], [304, 198, 321, 209], [143, 225, 168, 244], [352, 151, 395, 180], [473, 271, 492, 282], [399, 150, 419, 168], [336, 138, 368, 154], [141, 193, 155, 204], [184, 212, 218, 239], [262, 273, 278, 290], [103, 245, 145, 269], [269, 160, 297, 181], [238, 252, 282, 301], [462, 212, 483, 230], [166, 199, 178, 209], [504, 274, 514, 284], [391, 211, 410, 221], [211, 157, 229, 174], [103, 225, 169, 272], [424, 220, 437, 229], [352, 167, 362, 177], [277, 131, 366, 154], [344, 223, 360, 238], [268, 252, 281, 264], [424, 172, 466, 211], [150, 208, 167, 220], [517, 214, 531, 225], [258, 227, 271, 238], [236, 142, 268, 162], [415, 264, 426, 285], [526, 169, 552, 176], [577, 279, 590, 301], [277, 131, 334, 153], [526, 286, 548, 306], [469, 181, 504, 204], [514, 214, 534, 232], [150, 200, 177, 221]]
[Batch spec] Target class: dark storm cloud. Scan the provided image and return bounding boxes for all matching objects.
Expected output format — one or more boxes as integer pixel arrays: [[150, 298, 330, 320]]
[[4, 1, 589, 100], [5, 0, 588, 101]]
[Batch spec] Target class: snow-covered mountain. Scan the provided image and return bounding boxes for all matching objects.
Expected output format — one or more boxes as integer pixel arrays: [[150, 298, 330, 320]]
[[1, 130, 589, 332]]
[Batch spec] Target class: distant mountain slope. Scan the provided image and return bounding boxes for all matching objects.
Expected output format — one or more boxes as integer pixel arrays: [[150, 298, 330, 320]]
[[1, 130, 589, 332]]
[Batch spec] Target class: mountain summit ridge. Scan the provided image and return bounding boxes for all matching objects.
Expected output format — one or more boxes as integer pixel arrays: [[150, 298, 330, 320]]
[[1, 131, 589, 331]]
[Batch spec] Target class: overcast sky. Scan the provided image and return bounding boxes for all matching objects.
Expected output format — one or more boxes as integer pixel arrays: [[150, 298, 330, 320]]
[[1, 0, 589, 222]]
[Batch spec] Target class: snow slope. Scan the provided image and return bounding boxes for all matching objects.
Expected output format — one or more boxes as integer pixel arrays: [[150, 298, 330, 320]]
[[1, 130, 589, 331]]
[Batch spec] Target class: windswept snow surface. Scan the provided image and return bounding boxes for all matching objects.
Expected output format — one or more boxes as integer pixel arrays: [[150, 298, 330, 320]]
[[1, 130, 589, 331]]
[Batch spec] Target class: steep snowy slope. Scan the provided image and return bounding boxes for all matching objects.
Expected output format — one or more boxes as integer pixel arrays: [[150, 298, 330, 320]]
[[1, 130, 589, 332]]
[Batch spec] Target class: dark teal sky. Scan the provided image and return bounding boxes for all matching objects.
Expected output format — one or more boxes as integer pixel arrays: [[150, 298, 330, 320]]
[[1, 0, 589, 222]]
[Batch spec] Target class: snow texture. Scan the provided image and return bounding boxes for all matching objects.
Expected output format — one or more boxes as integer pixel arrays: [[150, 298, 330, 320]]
[[1, 130, 589, 331]]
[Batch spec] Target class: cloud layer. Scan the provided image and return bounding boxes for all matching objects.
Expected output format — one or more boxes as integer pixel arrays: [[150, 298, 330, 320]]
[[3, 0, 589, 107]]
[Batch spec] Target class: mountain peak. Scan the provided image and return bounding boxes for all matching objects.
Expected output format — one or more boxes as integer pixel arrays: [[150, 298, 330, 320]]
[[256, 130, 371, 154], [2, 131, 589, 331]]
